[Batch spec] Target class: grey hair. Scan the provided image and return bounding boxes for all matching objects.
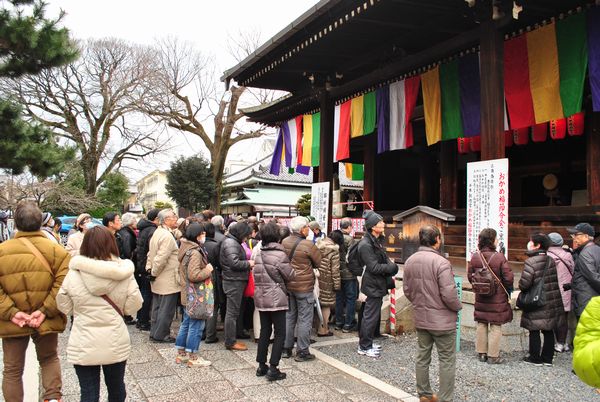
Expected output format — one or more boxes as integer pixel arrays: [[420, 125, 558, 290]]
[[15, 200, 42, 232], [121, 212, 137, 227], [157, 209, 174, 225], [340, 217, 352, 230], [211, 215, 224, 228], [290, 216, 309, 233]]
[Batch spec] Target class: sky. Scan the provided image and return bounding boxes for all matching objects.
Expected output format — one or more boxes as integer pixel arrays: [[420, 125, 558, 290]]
[[44, 0, 320, 181]]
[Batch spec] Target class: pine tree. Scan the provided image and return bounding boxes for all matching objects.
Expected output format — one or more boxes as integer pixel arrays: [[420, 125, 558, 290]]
[[0, 0, 78, 176]]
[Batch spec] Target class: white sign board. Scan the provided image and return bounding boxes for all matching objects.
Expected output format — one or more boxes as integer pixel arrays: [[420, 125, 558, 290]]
[[466, 158, 509, 262], [311, 182, 330, 235]]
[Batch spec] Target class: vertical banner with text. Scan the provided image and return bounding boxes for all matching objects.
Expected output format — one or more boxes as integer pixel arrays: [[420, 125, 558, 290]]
[[466, 158, 509, 262], [311, 182, 330, 235]]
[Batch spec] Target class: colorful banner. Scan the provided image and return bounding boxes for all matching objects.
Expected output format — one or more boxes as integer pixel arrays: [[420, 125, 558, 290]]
[[334, 100, 352, 161], [363, 91, 376, 135], [459, 53, 481, 137], [557, 12, 588, 117], [440, 60, 463, 140], [589, 7, 600, 111], [344, 163, 364, 181], [422, 66, 442, 145], [269, 127, 285, 175], [350, 95, 364, 138], [376, 85, 390, 154], [389, 76, 421, 150], [301, 113, 321, 167]]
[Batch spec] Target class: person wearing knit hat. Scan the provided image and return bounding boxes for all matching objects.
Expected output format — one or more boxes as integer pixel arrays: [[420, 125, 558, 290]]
[[308, 221, 325, 244], [41, 212, 60, 243], [547, 232, 574, 353], [356, 209, 397, 358]]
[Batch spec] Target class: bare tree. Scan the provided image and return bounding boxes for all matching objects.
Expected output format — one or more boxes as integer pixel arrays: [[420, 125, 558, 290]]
[[139, 37, 271, 211], [2, 38, 169, 195]]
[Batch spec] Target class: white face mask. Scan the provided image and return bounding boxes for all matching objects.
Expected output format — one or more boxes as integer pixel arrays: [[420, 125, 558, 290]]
[[526, 241, 535, 251], [84, 222, 95, 230], [198, 236, 206, 245]]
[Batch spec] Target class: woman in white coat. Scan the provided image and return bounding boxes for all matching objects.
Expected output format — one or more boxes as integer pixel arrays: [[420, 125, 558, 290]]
[[57, 226, 143, 402]]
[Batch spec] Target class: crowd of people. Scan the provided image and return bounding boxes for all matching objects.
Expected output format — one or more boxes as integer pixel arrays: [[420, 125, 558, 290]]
[[0, 201, 598, 402]]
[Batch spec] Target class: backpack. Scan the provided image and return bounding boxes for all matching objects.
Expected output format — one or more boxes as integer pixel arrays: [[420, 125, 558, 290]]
[[346, 241, 364, 276], [471, 252, 498, 296]]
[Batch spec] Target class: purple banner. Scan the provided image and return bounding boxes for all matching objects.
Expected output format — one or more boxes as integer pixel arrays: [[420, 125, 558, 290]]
[[269, 128, 283, 175], [459, 52, 481, 137], [588, 8, 600, 111], [376, 85, 390, 153]]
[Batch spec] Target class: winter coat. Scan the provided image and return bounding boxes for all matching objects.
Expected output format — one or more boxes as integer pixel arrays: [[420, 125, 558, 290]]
[[0, 232, 70, 338], [467, 248, 514, 325], [571, 241, 600, 317], [42, 227, 60, 244], [547, 246, 574, 312], [146, 226, 180, 295], [66, 231, 84, 256], [519, 251, 565, 331], [339, 233, 356, 281], [403, 246, 462, 331], [253, 242, 296, 311], [316, 238, 341, 306], [358, 232, 398, 298], [117, 226, 137, 262], [220, 234, 250, 282], [57, 256, 142, 365], [177, 238, 213, 306], [204, 236, 224, 305], [135, 219, 157, 277], [573, 296, 600, 388], [281, 233, 321, 294]]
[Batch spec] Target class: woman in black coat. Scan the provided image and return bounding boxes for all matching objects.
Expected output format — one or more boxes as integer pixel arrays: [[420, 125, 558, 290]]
[[519, 233, 565, 366]]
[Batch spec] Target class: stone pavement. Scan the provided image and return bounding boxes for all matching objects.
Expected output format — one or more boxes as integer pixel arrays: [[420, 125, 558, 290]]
[[0, 324, 419, 401]]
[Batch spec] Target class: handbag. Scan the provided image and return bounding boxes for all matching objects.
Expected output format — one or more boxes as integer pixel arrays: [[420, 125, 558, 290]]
[[516, 256, 550, 312], [184, 249, 214, 320], [243, 270, 255, 297]]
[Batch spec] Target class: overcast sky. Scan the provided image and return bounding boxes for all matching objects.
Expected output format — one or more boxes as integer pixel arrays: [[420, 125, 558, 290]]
[[45, 1, 319, 180]]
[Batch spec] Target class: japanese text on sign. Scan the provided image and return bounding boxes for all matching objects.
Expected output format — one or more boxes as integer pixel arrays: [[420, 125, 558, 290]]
[[311, 182, 330, 235]]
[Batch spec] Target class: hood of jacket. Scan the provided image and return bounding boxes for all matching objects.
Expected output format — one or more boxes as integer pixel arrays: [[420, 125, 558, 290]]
[[137, 219, 157, 232], [316, 237, 339, 252], [69, 255, 134, 297], [178, 238, 200, 262]]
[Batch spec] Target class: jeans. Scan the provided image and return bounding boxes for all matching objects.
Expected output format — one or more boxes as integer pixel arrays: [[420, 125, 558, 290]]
[[335, 279, 359, 328], [150, 293, 179, 341], [284, 291, 314, 354], [222, 280, 246, 347], [175, 311, 206, 353], [359, 296, 383, 350], [476, 323, 502, 358], [74, 361, 127, 402], [416, 328, 457, 402], [529, 329, 555, 363], [136, 274, 152, 325], [2, 333, 61, 402], [256, 310, 286, 366]]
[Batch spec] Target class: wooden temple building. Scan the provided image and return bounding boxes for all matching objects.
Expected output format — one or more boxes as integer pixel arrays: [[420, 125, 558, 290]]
[[222, 0, 600, 269]]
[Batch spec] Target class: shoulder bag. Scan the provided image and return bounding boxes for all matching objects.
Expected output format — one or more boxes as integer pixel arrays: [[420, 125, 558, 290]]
[[516, 256, 550, 312], [184, 249, 214, 320]]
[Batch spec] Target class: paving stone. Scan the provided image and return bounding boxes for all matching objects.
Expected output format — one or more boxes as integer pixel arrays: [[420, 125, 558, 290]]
[[287, 382, 349, 401], [220, 368, 269, 387], [188, 380, 246, 401], [274, 368, 317, 387], [129, 361, 177, 379], [294, 358, 341, 376], [347, 391, 400, 402], [240, 382, 298, 401], [202, 350, 253, 372], [137, 375, 188, 397], [147, 391, 194, 401], [129, 344, 163, 364], [319, 372, 376, 395], [175, 365, 225, 384]]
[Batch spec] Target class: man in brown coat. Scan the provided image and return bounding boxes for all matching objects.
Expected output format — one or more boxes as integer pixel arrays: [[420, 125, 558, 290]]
[[403, 225, 462, 402], [281, 216, 321, 362], [0, 201, 70, 402]]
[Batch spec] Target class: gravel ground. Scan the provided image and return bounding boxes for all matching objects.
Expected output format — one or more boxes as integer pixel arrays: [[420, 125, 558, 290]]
[[316, 334, 600, 401]]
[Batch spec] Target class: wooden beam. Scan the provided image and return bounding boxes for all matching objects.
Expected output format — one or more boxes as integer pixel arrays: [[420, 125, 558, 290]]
[[440, 141, 458, 209], [319, 90, 334, 231], [363, 134, 377, 209], [588, 111, 600, 206], [479, 18, 505, 161]]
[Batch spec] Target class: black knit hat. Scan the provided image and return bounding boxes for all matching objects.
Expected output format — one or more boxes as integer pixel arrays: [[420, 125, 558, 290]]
[[363, 210, 383, 230]]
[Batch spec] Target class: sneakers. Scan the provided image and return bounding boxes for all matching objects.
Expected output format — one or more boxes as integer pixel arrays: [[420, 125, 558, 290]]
[[175, 351, 189, 364], [542, 361, 553, 367], [487, 357, 507, 364], [187, 355, 212, 367], [204, 337, 219, 344], [266, 366, 287, 381], [256, 363, 269, 377], [372, 343, 383, 351], [294, 352, 316, 362], [523, 356, 543, 366], [282, 348, 293, 359], [43, 399, 62, 402], [419, 395, 439, 402], [478, 353, 488, 363], [342, 325, 357, 333], [554, 343, 564, 353], [357, 347, 381, 358], [225, 342, 248, 351]]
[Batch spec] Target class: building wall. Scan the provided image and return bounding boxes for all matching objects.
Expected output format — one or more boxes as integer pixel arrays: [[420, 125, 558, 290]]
[[136, 170, 178, 212]]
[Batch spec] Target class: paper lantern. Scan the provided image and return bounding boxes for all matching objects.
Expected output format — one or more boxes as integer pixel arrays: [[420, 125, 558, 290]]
[[504, 130, 514, 147], [470, 136, 481, 152], [567, 111, 585, 136], [513, 127, 529, 145], [549, 118, 567, 140], [457, 137, 470, 154], [531, 122, 548, 142]]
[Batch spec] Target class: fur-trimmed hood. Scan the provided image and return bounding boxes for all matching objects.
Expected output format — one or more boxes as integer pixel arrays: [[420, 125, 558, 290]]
[[69, 255, 134, 296]]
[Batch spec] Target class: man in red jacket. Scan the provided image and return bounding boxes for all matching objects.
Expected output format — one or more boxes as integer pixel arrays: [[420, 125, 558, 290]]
[[403, 225, 462, 402]]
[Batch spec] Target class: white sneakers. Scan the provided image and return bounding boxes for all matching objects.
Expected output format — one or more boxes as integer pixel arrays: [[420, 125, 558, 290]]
[[554, 343, 570, 353], [187, 356, 212, 367], [357, 347, 381, 358]]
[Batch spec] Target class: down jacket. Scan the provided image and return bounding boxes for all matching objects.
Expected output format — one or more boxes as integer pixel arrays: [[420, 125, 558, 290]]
[[519, 250, 565, 331], [573, 296, 600, 388], [220, 234, 251, 282], [403, 246, 462, 331], [358, 232, 398, 298], [0, 232, 70, 338], [316, 238, 341, 306], [547, 246, 574, 312], [468, 247, 514, 325], [136, 219, 157, 276], [253, 242, 296, 311], [339, 233, 356, 281], [146, 226, 180, 295], [282, 233, 321, 293], [571, 241, 600, 317], [178, 238, 213, 306], [57, 256, 143, 365]]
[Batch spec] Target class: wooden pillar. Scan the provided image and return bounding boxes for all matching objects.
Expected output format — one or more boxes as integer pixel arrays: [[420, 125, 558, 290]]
[[479, 18, 505, 160], [363, 134, 376, 209], [440, 141, 458, 209], [319, 90, 334, 230], [588, 112, 600, 205]]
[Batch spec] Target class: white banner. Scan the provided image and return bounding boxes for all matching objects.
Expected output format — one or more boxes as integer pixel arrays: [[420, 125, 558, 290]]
[[466, 158, 509, 262], [311, 182, 330, 235]]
